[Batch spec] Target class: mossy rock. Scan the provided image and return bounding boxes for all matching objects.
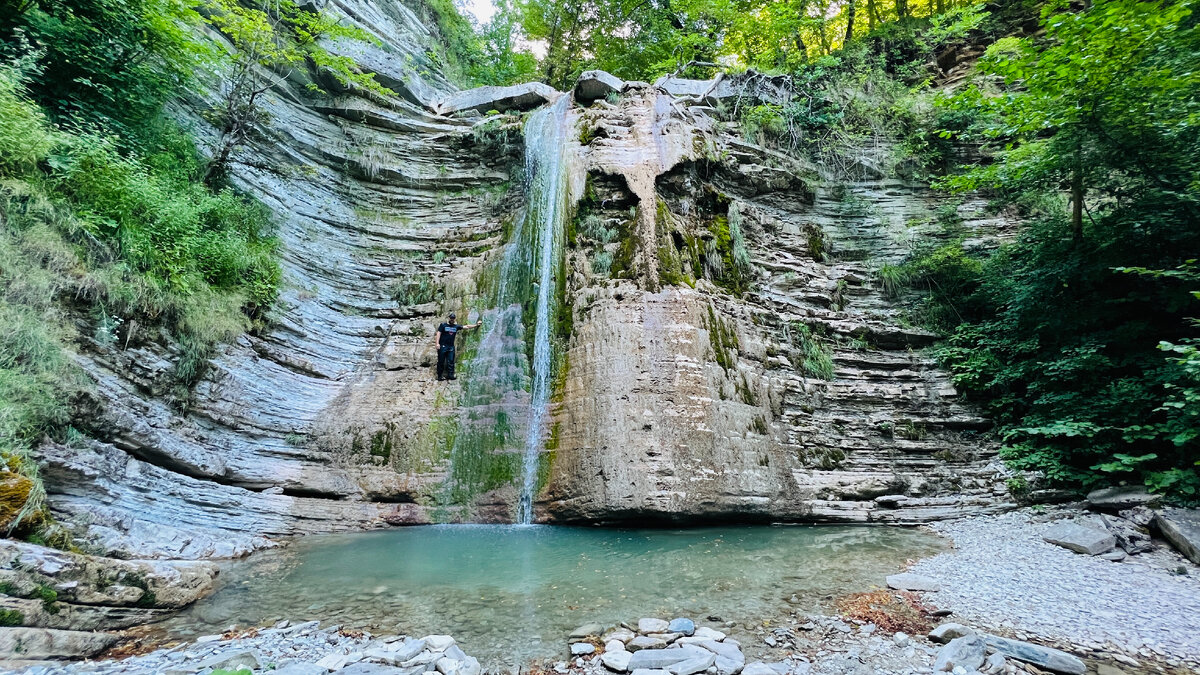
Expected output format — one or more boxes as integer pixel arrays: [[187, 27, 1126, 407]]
[[0, 473, 34, 531]]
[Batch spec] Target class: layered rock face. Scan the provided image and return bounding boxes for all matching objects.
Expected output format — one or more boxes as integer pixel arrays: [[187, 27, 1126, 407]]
[[542, 80, 1015, 524], [38, 2, 1015, 559]]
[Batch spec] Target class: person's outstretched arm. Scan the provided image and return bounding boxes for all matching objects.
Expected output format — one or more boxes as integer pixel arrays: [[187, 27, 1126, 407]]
[[433, 327, 442, 346]]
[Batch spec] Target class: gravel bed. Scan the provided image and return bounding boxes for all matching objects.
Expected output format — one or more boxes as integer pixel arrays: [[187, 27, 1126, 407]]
[[910, 508, 1200, 670]]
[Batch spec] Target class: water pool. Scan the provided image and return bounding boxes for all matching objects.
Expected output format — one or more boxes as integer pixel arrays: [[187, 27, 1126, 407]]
[[165, 524, 944, 666]]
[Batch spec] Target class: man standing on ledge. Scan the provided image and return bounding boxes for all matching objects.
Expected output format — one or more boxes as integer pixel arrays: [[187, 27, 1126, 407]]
[[435, 311, 481, 381]]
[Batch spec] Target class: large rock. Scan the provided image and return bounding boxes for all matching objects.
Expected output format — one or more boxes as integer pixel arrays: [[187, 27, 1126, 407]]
[[1042, 521, 1116, 555], [0, 540, 218, 634], [983, 635, 1086, 675], [886, 572, 941, 591], [667, 618, 695, 636], [1155, 508, 1200, 564], [933, 635, 986, 672], [665, 651, 716, 675], [570, 622, 606, 639], [0, 627, 117, 659], [628, 636, 668, 651], [575, 70, 625, 103], [1086, 486, 1161, 510], [437, 82, 559, 116], [1099, 514, 1154, 555]]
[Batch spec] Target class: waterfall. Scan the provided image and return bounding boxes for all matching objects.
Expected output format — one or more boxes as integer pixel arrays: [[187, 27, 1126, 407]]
[[444, 97, 571, 524], [516, 96, 572, 525]]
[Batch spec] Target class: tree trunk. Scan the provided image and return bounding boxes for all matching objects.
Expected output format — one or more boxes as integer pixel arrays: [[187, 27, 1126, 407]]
[[867, 0, 878, 30], [816, 18, 831, 54], [936, 0, 944, 14], [1071, 156, 1085, 242], [896, 0, 908, 19], [845, 0, 856, 43]]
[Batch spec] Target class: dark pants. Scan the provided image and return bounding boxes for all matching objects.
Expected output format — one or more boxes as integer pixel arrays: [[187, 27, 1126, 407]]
[[437, 345, 456, 379]]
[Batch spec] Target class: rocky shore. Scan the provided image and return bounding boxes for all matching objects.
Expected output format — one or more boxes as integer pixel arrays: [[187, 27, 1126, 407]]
[[3, 505, 1199, 675]]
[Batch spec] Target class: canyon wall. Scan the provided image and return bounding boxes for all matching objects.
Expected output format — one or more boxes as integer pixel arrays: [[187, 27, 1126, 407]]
[[38, 2, 1017, 559]]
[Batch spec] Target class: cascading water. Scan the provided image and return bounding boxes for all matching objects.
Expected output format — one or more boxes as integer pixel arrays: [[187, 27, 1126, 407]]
[[515, 97, 572, 524], [444, 97, 572, 524]]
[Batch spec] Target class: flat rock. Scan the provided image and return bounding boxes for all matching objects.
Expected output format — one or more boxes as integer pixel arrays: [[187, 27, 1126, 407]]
[[1042, 522, 1116, 555], [646, 632, 682, 642], [691, 627, 727, 641], [934, 635, 986, 672], [575, 70, 625, 103], [316, 653, 351, 670], [697, 640, 743, 663], [422, 635, 457, 651], [628, 645, 709, 670], [602, 649, 634, 672], [638, 618, 671, 634], [1086, 486, 1161, 510], [0, 627, 117, 659], [886, 572, 942, 591], [665, 652, 716, 675], [929, 623, 976, 644], [667, 618, 695, 636], [438, 82, 558, 115], [340, 665, 422, 675], [571, 642, 597, 655], [983, 635, 1086, 675], [604, 628, 636, 643], [273, 664, 331, 675], [571, 622, 607, 639], [195, 649, 261, 672], [628, 636, 668, 651], [741, 663, 779, 675], [713, 655, 744, 675], [1155, 508, 1200, 564], [1099, 549, 1128, 562], [606, 639, 627, 652]]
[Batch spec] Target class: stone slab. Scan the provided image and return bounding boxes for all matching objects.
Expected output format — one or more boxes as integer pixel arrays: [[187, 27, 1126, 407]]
[[983, 635, 1086, 675], [1042, 522, 1117, 555], [1155, 508, 1200, 564], [886, 573, 942, 591]]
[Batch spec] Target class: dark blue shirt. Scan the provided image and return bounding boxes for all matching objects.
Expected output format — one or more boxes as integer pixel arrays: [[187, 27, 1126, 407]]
[[437, 323, 462, 347]]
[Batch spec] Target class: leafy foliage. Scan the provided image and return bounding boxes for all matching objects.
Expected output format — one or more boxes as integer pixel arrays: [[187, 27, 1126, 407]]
[[904, 0, 1200, 502]]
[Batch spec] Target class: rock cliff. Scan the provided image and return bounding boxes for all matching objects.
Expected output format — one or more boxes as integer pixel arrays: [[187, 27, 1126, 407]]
[[37, 1, 1016, 560]]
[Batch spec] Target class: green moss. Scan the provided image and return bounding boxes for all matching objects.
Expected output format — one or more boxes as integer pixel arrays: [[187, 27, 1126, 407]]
[[704, 304, 739, 372], [34, 584, 57, 614], [369, 428, 393, 462], [0, 609, 23, 626], [750, 416, 768, 435]]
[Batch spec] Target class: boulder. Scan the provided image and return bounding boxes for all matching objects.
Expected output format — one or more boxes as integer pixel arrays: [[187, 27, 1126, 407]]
[[606, 639, 627, 652], [628, 636, 668, 651], [571, 642, 597, 655], [1042, 522, 1116, 555], [647, 632, 682, 643], [1155, 508, 1200, 564], [437, 83, 559, 116], [1086, 486, 1161, 510], [0, 627, 117, 659], [983, 635, 1086, 675], [603, 649, 634, 672], [929, 623, 976, 644], [638, 618, 671, 634], [668, 618, 696, 636], [933, 635, 986, 672], [886, 572, 942, 591], [713, 655, 744, 675], [575, 70, 625, 103]]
